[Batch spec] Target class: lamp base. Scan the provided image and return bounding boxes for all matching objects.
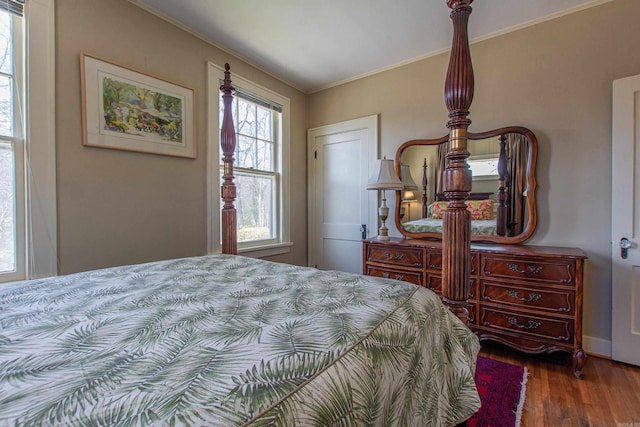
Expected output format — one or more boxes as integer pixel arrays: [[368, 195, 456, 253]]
[[376, 225, 390, 240]]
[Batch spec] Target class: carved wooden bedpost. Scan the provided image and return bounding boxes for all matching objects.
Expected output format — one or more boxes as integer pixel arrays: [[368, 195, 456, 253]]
[[421, 158, 428, 219], [496, 134, 508, 236], [442, 0, 474, 324], [220, 63, 237, 255]]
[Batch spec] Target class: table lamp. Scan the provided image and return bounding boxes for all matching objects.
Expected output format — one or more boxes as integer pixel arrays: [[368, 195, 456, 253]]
[[366, 157, 403, 240]]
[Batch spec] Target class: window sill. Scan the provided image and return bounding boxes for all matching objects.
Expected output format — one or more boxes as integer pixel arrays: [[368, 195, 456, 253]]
[[238, 242, 294, 258]]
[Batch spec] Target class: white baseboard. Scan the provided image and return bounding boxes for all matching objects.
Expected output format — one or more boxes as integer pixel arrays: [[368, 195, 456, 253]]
[[584, 335, 611, 358]]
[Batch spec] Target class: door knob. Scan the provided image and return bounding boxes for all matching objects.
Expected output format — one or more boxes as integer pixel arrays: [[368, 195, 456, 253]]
[[620, 237, 631, 259]]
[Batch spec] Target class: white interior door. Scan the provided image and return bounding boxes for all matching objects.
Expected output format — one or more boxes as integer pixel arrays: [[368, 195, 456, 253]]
[[611, 74, 640, 366], [308, 115, 378, 273]]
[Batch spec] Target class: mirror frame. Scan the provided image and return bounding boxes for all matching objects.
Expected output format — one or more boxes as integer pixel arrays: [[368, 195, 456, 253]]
[[394, 126, 538, 244]]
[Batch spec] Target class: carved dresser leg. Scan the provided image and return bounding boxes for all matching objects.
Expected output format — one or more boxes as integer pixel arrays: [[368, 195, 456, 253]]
[[573, 349, 587, 379]]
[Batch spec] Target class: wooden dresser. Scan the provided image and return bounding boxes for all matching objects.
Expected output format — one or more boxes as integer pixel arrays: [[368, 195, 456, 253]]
[[363, 238, 588, 378]]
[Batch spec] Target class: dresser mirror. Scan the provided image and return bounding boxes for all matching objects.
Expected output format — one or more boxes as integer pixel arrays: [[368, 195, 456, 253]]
[[394, 126, 538, 244]]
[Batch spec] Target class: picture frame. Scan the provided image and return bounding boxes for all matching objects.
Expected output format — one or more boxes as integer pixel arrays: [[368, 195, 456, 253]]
[[81, 53, 196, 158]]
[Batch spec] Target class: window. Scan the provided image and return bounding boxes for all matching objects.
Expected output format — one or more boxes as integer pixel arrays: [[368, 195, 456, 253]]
[[0, 3, 24, 280], [208, 63, 291, 256], [0, 0, 56, 283], [222, 91, 280, 244], [468, 155, 499, 180]]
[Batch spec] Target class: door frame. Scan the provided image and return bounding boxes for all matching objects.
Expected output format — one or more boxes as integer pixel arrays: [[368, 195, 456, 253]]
[[307, 115, 379, 269], [611, 73, 640, 365]]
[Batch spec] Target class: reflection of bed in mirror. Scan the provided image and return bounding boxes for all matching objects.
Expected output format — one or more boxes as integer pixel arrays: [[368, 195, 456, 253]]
[[403, 183, 498, 235], [395, 126, 538, 244]]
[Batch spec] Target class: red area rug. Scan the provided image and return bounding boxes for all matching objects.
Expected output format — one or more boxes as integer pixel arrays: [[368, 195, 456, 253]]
[[467, 356, 528, 427]]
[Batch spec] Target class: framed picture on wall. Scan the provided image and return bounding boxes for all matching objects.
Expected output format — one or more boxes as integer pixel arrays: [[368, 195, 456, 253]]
[[81, 53, 196, 158]]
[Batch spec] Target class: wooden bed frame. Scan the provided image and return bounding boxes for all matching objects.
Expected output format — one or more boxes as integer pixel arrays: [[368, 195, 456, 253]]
[[219, 0, 476, 323]]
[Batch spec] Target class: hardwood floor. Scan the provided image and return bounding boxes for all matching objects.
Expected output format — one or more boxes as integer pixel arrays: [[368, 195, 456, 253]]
[[479, 342, 640, 427]]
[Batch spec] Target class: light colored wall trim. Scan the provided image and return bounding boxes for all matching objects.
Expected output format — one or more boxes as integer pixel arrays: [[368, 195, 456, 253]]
[[25, 0, 57, 278], [584, 335, 612, 359], [206, 62, 291, 256]]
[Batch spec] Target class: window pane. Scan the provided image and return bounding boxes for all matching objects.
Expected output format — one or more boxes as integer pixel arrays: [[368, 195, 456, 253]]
[[0, 75, 13, 136], [256, 106, 271, 140], [236, 135, 256, 169], [236, 172, 275, 242], [469, 158, 499, 177], [0, 11, 12, 75], [236, 98, 256, 137], [256, 139, 273, 171], [0, 142, 15, 272]]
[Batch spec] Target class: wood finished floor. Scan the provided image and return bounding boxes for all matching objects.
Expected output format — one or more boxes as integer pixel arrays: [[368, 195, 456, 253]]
[[479, 342, 640, 427]]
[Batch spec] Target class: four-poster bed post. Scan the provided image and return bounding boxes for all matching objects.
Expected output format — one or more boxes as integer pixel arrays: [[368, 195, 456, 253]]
[[496, 134, 509, 236], [219, 2, 478, 324], [421, 158, 428, 219], [442, 0, 475, 323], [220, 63, 238, 255]]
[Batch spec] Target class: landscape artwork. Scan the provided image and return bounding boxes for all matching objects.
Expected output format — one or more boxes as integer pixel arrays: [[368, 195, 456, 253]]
[[101, 74, 184, 145], [81, 53, 195, 158]]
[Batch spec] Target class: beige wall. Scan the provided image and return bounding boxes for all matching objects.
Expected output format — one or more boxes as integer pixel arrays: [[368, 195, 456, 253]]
[[56, 0, 308, 273], [309, 0, 640, 349]]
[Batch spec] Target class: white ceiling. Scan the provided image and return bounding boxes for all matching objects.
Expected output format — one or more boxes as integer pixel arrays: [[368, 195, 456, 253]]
[[133, 0, 608, 93]]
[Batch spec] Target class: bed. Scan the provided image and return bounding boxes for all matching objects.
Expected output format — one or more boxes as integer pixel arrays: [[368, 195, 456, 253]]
[[403, 189, 499, 236], [1, 1, 482, 425], [0, 254, 479, 425], [403, 217, 496, 236]]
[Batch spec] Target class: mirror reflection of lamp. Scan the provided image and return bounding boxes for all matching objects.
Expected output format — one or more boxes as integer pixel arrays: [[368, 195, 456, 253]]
[[367, 157, 403, 240], [399, 164, 419, 222]]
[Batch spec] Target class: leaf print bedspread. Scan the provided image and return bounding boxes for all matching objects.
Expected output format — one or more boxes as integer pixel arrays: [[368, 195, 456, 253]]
[[0, 254, 480, 426]]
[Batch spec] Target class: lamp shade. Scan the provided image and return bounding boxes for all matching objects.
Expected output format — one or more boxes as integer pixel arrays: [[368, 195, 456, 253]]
[[400, 164, 419, 191], [403, 190, 417, 201], [367, 158, 403, 190]]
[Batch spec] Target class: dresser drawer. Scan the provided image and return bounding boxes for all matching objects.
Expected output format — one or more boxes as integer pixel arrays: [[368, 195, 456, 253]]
[[481, 255, 576, 285], [479, 307, 573, 342], [366, 246, 423, 268], [480, 281, 575, 315], [365, 266, 422, 286], [427, 251, 478, 274]]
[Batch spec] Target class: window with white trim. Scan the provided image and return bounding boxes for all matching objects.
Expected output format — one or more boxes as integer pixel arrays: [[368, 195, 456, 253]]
[[468, 155, 499, 180], [208, 64, 291, 256], [0, 2, 24, 281], [221, 90, 281, 245], [1, 0, 56, 283]]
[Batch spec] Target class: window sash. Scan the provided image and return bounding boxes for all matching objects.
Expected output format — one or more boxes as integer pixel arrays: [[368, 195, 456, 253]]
[[222, 91, 279, 174], [235, 169, 278, 245], [0, 7, 23, 282], [468, 155, 499, 179], [219, 88, 282, 247], [0, 136, 24, 281]]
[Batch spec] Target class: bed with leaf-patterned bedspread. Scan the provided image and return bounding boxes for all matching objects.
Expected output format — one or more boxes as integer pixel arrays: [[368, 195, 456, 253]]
[[0, 254, 480, 426]]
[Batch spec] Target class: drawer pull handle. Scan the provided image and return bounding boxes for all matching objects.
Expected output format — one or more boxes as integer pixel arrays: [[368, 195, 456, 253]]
[[507, 290, 542, 302], [507, 263, 543, 275], [383, 252, 404, 261], [381, 272, 404, 281], [506, 316, 541, 330]]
